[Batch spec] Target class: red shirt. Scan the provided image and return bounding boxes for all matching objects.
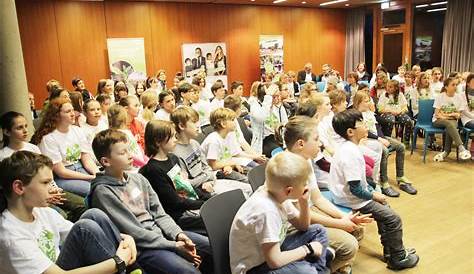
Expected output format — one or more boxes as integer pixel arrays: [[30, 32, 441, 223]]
[[129, 119, 145, 150]]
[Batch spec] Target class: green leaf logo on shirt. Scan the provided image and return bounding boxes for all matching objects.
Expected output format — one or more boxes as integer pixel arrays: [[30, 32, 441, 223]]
[[265, 113, 279, 129], [65, 144, 81, 163], [441, 103, 457, 113], [198, 108, 205, 118], [278, 219, 288, 243], [37, 230, 56, 261], [219, 146, 232, 161]]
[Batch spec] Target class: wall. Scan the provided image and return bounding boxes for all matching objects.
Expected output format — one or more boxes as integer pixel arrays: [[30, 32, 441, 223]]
[[16, 0, 346, 107]]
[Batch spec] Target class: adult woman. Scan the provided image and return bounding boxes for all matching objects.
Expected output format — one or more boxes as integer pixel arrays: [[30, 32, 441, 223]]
[[213, 45, 226, 75]]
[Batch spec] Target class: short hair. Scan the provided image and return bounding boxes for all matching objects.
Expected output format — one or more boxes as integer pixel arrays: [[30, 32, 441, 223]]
[[144, 120, 176, 157], [178, 82, 193, 95], [223, 94, 242, 112], [92, 129, 128, 162], [295, 93, 326, 118], [107, 104, 127, 129], [347, 72, 359, 82], [96, 94, 111, 104], [210, 107, 236, 130], [0, 151, 53, 207], [211, 82, 224, 95], [71, 77, 82, 88], [170, 106, 199, 133], [158, 90, 175, 104], [230, 81, 243, 92], [265, 151, 311, 190], [328, 90, 347, 106], [332, 109, 363, 140], [46, 79, 61, 94]]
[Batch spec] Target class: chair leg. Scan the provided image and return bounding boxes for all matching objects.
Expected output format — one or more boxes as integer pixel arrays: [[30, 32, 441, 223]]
[[411, 128, 418, 155], [423, 134, 429, 163]]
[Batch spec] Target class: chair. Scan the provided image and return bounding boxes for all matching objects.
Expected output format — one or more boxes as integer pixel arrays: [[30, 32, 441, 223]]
[[248, 163, 267, 192], [459, 126, 474, 148], [320, 191, 352, 214], [410, 99, 445, 163], [358, 80, 369, 86], [200, 189, 246, 274], [270, 147, 284, 157], [316, 81, 326, 92]]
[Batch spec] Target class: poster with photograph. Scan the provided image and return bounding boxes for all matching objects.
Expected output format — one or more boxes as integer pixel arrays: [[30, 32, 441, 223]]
[[107, 38, 147, 82], [414, 36, 432, 65], [181, 42, 228, 88], [259, 35, 284, 80]]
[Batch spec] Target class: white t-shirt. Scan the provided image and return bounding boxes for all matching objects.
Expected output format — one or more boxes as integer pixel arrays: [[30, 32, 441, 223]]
[[0, 207, 72, 274], [229, 186, 299, 274], [191, 99, 211, 127], [461, 92, 474, 125], [430, 81, 443, 95], [432, 92, 467, 122], [80, 120, 108, 146], [119, 129, 147, 166], [362, 111, 378, 134], [155, 108, 171, 121], [0, 142, 41, 161], [317, 112, 345, 153], [377, 93, 408, 113], [209, 98, 224, 113], [329, 141, 371, 209], [201, 131, 252, 166], [263, 105, 288, 137], [39, 126, 91, 166], [233, 119, 247, 147], [392, 74, 405, 85]]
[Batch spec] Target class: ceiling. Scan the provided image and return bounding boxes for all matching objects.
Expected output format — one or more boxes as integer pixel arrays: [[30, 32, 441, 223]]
[[137, 0, 447, 9]]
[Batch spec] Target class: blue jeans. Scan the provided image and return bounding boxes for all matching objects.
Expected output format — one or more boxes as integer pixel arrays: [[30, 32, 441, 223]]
[[56, 209, 121, 269], [55, 162, 91, 197], [137, 231, 213, 274], [248, 224, 330, 274]]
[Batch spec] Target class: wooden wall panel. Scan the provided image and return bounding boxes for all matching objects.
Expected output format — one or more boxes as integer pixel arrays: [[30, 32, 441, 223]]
[[17, 1, 346, 103], [16, 0, 62, 108]]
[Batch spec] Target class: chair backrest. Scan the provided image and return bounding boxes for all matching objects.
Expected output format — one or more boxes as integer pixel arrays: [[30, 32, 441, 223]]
[[200, 189, 246, 274], [271, 147, 284, 157], [248, 163, 267, 192], [416, 99, 435, 126], [316, 81, 326, 92]]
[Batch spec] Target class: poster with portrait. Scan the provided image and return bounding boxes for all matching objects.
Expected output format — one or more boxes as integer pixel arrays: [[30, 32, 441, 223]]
[[259, 35, 284, 80], [107, 38, 147, 82], [181, 42, 228, 88]]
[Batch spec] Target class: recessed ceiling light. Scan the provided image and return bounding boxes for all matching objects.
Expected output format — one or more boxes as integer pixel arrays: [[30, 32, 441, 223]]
[[430, 1, 447, 6], [302, 1, 307, 3], [273, 0, 287, 3], [251, 0, 255, 2], [320, 0, 348, 6], [416, 4, 429, 8], [427, 7, 447, 12], [381, 2, 390, 9], [345, 3, 350, 6]]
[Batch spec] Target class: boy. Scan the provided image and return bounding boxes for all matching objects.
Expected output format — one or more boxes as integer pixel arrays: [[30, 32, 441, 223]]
[[0, 151, 138, 274], [229, 151, 330, 274], [201, 108, 256, 182], [392, 66, 406, 86], [209, 82, 226, 112], [230, 81, 251, 113], [329, 109, 419, 270], [171, 106, 253, 197], [179, 82, 196, 107], [89, 129, 213, 274]]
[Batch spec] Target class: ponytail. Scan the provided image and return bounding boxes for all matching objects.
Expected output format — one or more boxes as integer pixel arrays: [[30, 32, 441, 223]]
[[274, 124, 286, 147]]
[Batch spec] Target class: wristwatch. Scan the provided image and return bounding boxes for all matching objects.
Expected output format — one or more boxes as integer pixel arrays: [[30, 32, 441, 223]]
[[112, 255, 126, 274], [305, 243, 315, 256]]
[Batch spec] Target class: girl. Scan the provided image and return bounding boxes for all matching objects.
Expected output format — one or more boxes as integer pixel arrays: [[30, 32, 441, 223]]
[[431, 67, 444, 95], [462, 73, 474, 158], [356, 62, 370, 81], [80, 99, 108, 147], [354, 91, 417, 195], [155, 90, 176, 121], [369, 72, 388, 106], [134, 81, 146, 99], [118, 96, 145, 150], [249, 83, 288, 157], [96, 94, 111, 126], [247, 81, 261, 106], [114, 82, 129, 102], [69, 91, 86, 126], [377, 80, 413, 144], [403, 71, 417, 115], [433, 77, 471, 161], [345, 72, 360, 107], [31, 98, 98, 197], [139, 120, 207, 235], [411, 72, 434, 117], [96, 79, 115, 101], [298, 81, 317, 105], [190, 85, 212, 130], [156, 70, 167, 92], [213, 45, 226, 75], [140, 90, 159, 123], [146, 76, 159, 95], [192, 76, 213, 101], [108, 104, 148, 168], [275, 115, 372, 274], [0, 111, 40, 160], [369, 65, 390, 89]]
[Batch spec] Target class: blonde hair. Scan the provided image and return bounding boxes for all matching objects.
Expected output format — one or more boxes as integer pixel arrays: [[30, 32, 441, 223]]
[[250, 81, 261, 97], [170, 106, 199, 133], [298, 82, 316, 104], [140, 90, 158, 122], [210, 107, 236, 130], [352, 91, 370, 110], [108, 104, 128, 129], [266, 151, 311, 190]]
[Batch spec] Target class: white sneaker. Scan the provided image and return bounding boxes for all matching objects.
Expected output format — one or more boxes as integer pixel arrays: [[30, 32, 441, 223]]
[[434, 152, 447, 162], [459, 150, 471, 160]]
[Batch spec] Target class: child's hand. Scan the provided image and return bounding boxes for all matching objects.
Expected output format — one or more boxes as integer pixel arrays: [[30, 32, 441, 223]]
[[348, 212, 373, 225], [202, 182, 214, 193], [234, 165, 244, 174], [372, 192, 387, 204], [116, 240, 133, 266], [47, 188, 66, 205], [308, 241, 323, 257], [254, 154, 267, 164], [223, 166, 233, 175], [297, 187, 310, 206], [339, 215, 359, 233]]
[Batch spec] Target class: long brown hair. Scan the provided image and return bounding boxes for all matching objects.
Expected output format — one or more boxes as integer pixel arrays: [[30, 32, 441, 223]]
[[274, 115, 317, 148], [31, 97, 71, 144]]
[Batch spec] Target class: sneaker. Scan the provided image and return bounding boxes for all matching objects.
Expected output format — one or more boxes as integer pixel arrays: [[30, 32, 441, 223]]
[[383, 247, 417, 262], [382, 186, 400, 197], [459, 150, 472, 160], [387, 253, 420, 270], [326, 246, 336, 267], [399, 183, 418, 195], [433, 151, 448, 162]]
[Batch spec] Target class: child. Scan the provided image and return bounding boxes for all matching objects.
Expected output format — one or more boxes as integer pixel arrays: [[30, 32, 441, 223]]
[[90, 129, 213, 274], [357, 84, 376, 112], [354, 91, 418, 196], [0, 151, 138, 274], [108, 105, 148, 168], [377, 80, 413, 145], [189, 84, 212, 130], [411, 72, 434, 117], [179, 82, 196, 107], [276, 116, 372, 274], [462, 73, 474, 157], [0, 111, 41, 160], [229, 151, 330, 274], [119, 96, 146, 150], [224, 95, 266, 163], [80, 99, 108, 147], [155, 90, 176, 121], [96, 78, 115, 101], [344, 72, 359, 107], [433, 77, 472, 161], [330, 109, 419, 270], [403, 71, 416, 114], [140, 90, 158, 123], [171, 106, 253, 197], [231, 80, 251, 113], [134, 81, 146, 99], [369, 72, 388, 106], [392, 65, 406, 86], [114, 82, 129, 102], [32, 98, 98, 197], [96, 94, 112, 126], [209, 82, 226, 112], [69, 91, 86, 126], [201, 108, 255, 181], [431, 67, 444, 95], [139, 120, 208, 234]]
